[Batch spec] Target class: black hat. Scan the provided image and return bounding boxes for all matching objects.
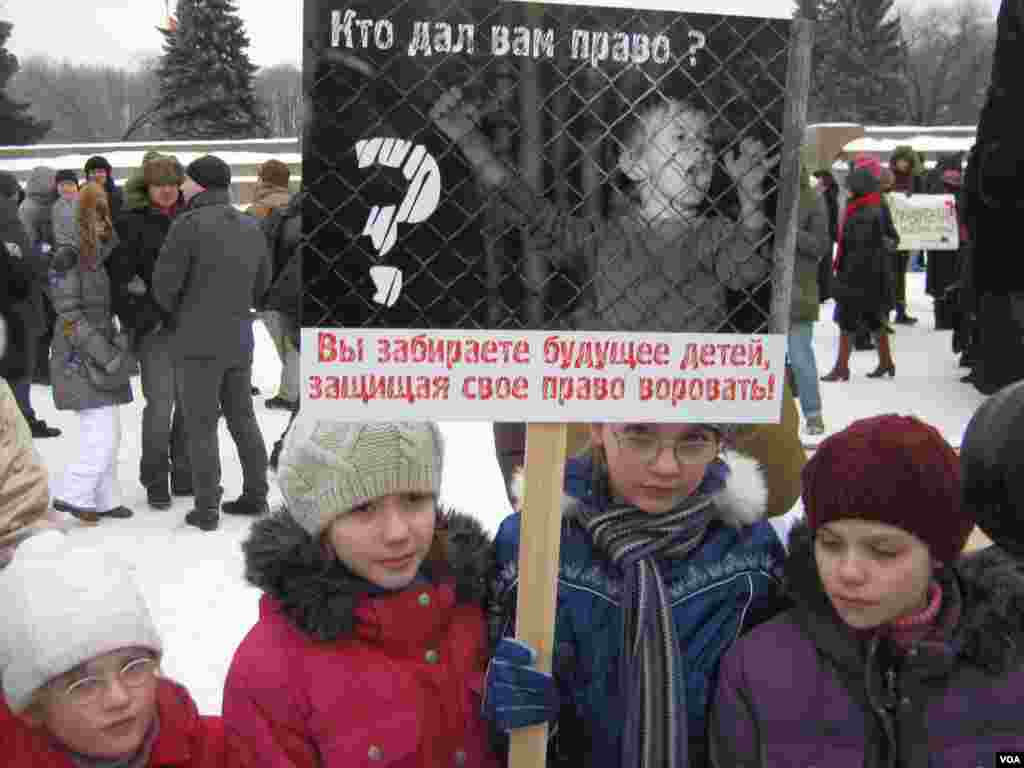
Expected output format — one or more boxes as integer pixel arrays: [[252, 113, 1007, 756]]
[[0, 171, 20, 200], [961, 380, 1024, 559], [55, 169, 79, 187], [84, 155, 112, 175], [185, 155, 231, 190]]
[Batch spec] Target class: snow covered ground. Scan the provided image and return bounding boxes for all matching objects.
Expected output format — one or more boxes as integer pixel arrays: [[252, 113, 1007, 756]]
[[26, 272, 990, 715]]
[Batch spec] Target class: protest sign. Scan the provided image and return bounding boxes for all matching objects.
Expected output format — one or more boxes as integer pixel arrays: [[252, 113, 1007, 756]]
[[888, 193, 960, 251], [299, 0, 812, 424]]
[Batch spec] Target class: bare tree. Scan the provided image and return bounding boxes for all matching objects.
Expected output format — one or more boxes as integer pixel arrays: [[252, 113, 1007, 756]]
[[10, 55, 169, 142], [253, 64, 302, 137], [899, 0, 995, 125]]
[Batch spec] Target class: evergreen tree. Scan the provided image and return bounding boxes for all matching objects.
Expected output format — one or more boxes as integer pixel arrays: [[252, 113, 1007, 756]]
[[808, 0, 909, 123], [156, 0, 269, 139], [0, 22, 50, 145]]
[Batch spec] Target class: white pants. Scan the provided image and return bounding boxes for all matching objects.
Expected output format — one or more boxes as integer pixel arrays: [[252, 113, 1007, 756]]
[[56, 406, 122, 511]]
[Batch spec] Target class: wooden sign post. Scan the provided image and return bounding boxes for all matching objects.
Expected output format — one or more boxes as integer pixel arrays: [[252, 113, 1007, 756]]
[[509, 422, 569, 768]]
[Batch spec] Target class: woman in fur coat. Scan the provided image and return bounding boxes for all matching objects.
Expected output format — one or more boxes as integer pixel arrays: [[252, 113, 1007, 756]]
[[487, 422, 789, 768], [222, 419, 499, 768], [48, 182, 133, 521], [710, 415, 1024, 767]]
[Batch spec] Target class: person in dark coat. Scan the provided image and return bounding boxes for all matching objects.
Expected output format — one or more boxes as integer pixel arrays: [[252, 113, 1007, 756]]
[[0, 205, 34, 385], [709, 415, 1024, 767], [108, 155, 191, 509], [962, 0, 1024, 395], [960, 379, 1024, 562], [0, 174, 34, 386], [7, 170, 61, 438], [152, 155, 271, 532], [84, 155, 124, 221], [821, 162, 899, 382], [813, 169, 839, 304], [926, 164, 967, 331], [888, 145, 924, 325], [17, 166, 59, 394]]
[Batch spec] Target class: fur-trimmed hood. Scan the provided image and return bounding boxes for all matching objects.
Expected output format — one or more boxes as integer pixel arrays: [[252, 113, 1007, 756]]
[[243, 506, 494, 642], [890, 145, 924, 176], [784, 522, 1024, 675], [24, 167, 56, 203]]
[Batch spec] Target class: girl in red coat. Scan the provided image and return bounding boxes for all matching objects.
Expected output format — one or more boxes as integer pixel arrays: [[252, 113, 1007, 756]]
[[0, 532, 238, 768], [223, 419, 499, 768]]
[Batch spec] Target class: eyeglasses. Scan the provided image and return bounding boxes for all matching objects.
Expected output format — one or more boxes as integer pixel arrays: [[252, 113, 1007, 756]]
[[612, 430, 718, 466], [57, 657, 158, 707]]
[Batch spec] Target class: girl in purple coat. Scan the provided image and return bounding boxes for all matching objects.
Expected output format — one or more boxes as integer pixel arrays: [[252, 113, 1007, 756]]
[[710, 414, 1024, 767]]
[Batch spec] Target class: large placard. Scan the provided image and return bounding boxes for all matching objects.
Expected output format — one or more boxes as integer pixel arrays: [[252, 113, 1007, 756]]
[[300, 0, 807, 421]]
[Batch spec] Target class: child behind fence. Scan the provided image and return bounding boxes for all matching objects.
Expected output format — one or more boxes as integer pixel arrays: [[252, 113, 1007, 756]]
[[431, 90, 778, 332]]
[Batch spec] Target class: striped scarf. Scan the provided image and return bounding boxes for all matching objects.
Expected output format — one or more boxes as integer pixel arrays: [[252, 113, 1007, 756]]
[[571, 464, 718, 768]]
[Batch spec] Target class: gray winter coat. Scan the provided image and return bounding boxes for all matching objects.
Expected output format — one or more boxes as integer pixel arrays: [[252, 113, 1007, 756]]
[[152, 188, 272, 362], [52, 198, 78, 250], [47, 241, 133, 411], [15, 168, 56, 331]]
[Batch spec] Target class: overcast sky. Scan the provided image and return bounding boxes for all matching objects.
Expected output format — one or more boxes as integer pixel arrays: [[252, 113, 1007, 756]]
[[3, 0, 1004, 72]]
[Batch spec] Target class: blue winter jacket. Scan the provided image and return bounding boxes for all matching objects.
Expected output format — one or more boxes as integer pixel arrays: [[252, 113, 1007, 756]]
[[490, 454, 787, 768]]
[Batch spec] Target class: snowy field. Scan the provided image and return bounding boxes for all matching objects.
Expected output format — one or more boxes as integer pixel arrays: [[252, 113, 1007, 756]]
[[27, 272, 990, 715]]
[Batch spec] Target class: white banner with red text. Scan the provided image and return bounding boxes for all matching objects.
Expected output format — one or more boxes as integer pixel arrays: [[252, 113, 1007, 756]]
[[301, 329, 787, 422]]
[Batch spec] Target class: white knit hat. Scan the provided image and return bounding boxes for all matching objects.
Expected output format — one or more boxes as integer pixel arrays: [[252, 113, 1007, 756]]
[[0, 532, 163, 713], [278, 419, 444, 536]]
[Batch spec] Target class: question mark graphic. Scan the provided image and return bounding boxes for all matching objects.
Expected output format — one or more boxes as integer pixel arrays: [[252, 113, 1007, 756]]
[[687, 30, 706, 66], [355, 138, 443, 307]]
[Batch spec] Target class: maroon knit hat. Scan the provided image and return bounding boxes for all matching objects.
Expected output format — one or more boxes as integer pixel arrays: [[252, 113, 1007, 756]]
[[801, 414, 973, 564]]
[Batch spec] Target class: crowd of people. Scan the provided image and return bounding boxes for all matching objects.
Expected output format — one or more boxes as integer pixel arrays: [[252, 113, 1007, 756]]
[[1, 152, 302, 530], [2, 0, 1023, 762]]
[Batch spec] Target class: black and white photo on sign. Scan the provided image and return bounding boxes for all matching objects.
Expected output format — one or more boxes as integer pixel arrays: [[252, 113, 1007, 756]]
[[302, 0, 795, 335]]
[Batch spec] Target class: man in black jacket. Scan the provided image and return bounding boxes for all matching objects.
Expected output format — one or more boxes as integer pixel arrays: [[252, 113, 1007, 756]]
[[153, 155, 272, 532], [108, 155, 191, 509]]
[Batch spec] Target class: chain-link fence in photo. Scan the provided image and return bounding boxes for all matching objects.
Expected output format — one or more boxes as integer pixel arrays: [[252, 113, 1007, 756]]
[[301, 0, 799, 334]]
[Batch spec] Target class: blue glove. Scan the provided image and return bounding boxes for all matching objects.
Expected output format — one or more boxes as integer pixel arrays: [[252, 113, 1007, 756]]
[[482, 638, 559, 732]]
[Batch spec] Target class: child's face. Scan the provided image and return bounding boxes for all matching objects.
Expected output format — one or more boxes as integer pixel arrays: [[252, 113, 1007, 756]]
[[58, 182, 79, 201], [326, 492, 437, 590], [89, 169, 109, 185], [629, 105, 714, 211], [26, 648, 159, 760], [590, 423, 719, 514], [815, 519, 934, 630]]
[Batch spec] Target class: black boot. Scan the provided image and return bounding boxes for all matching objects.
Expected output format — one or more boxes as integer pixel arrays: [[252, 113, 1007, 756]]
[[147, 478, 172, 510], [222, 496, 269, 517], [30, 419, 61, 438], [185, 508, 219, 531]]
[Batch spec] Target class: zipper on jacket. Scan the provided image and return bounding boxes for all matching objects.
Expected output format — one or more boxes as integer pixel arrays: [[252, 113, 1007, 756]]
[[864, 634, 899, 768]]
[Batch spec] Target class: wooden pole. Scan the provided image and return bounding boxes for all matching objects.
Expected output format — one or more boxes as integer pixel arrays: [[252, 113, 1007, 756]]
[[509, 422, 569, 768], [769, 18, 816, 337]]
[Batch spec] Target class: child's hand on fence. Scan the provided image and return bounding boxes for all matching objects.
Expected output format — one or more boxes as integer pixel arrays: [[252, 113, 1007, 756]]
[[429, 86, 485, 144], [724, 137, 780, 203]]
